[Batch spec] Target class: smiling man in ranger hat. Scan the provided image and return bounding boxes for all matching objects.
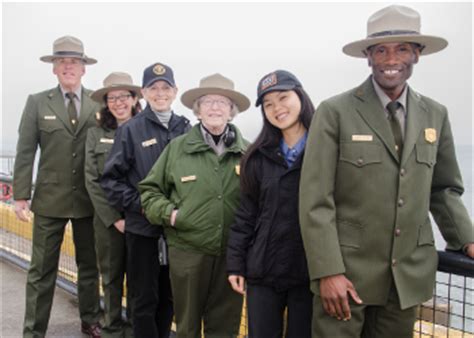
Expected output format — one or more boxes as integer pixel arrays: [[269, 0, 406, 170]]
[[299, 5, 473, 337], [13, 36, 102, 337]]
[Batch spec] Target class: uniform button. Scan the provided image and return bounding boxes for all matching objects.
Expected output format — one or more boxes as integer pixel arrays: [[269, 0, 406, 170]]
[[217, 224, 222, 228], [395, 228, 401, 236], [392, 259, 397, 267], [217, 195, 222, 200], [72, 169, 76, 174], [72, 153, 77, 158], [214, 167, 219, 172], [357, 158, 363, 166], [73, 186, 77, 191], [73, 136, 77, 140], [400, 168, 406, 176], [398, 198, 404, 207]]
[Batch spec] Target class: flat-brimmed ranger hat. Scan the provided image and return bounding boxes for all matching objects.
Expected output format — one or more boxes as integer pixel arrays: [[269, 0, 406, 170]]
[[91, 72, 142, 102], [343, 5, 448, 58], [255, 70, 302, 107], [181, 73, 250, 112], [40, 35, 97, 64]]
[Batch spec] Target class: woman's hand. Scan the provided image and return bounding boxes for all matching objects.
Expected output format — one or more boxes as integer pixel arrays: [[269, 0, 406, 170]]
[[170, 209, 178, 227], [228, 275, 246, 295]]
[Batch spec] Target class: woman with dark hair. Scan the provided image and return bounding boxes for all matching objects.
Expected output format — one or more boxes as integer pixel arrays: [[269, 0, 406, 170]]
[[85, 72, 141, 337], [227, 70, 315, 338]]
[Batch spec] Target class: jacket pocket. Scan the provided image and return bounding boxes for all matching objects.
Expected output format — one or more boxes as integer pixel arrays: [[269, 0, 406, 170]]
[[39, 120, 63, 133], [336, 220, 362, 249], [339, 143, 382, 167], [94, 144, 111, 174], [417, 218, 435, 246], [416, 144, 437, 168]]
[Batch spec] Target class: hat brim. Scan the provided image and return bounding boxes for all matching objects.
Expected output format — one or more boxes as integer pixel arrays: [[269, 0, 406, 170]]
[[40, 54, 97, 65], [91, 85, 143, 103], [181, 87, 250, 112], [343, 34, 448, 58], [255, 84, 300, 107]]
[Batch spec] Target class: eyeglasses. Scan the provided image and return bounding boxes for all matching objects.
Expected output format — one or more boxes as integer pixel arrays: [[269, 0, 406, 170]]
[[107, 94, 132, 103], [200, 98, 232, 108]]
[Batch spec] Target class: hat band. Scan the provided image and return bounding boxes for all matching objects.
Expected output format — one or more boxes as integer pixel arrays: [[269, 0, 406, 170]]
[[368, 30, 419, 38], [53, 51, 85, 57]]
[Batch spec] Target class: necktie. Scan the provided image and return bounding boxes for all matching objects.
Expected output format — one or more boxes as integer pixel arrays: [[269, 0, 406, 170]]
[[66, 92, 78, 132], [386, 101, 403, 157]]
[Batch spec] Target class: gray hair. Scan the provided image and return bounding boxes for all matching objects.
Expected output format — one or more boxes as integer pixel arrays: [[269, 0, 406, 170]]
[[192, 95, 240, 120]]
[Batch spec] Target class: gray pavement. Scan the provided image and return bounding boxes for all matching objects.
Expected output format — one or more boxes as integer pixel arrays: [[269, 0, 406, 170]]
[[1, 259, 84, 337]]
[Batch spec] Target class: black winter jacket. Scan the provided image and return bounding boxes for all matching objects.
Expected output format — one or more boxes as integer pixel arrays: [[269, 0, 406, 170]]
[[100, 106, 191, 238], [227, 145, 310, 291]]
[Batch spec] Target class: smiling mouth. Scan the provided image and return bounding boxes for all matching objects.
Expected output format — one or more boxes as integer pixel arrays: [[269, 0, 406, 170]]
[[275, 113, 288, 121], [383, 69, 401, 75]]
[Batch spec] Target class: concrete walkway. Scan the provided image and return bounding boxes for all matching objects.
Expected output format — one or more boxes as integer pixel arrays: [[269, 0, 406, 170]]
[[1, 259, 84, 337]]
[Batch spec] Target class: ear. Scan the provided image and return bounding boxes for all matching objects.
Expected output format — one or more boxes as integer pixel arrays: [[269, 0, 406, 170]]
[[413, 48, 420, 64]]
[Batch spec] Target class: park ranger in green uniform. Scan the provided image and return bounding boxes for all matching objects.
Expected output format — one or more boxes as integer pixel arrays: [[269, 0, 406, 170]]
[[13, 36, 102, 338], [299, 5, 474, 338], [85, 72, 142, 337]]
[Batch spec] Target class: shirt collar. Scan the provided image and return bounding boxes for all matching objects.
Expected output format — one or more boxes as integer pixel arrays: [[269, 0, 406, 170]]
[[59, 85, 82, 102], [280, 132, 308, 166], [372, 77, 408, 115]]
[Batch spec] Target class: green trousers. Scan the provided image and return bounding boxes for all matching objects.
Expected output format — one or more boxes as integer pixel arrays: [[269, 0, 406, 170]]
[[93, 216, 133, 338], [168, 247, 243, 338], [23, 215, 101, 337], [312, 281, 417, 338]]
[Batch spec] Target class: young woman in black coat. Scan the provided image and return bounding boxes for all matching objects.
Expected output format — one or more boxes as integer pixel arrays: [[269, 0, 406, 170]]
[[227, 70, 315, 338]]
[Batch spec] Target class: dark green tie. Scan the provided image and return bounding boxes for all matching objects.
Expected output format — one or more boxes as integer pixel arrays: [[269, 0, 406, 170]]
[[66, 92, 78, 132], [387, 101, 403, 158]]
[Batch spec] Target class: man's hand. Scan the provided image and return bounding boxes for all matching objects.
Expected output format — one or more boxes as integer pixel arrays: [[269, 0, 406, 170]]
[[465, 243, 474, 259], [14, 200, 31, 222], [320, 274, 363, 321], [113, 219, 125, 233], [228, 275, 246, 295]]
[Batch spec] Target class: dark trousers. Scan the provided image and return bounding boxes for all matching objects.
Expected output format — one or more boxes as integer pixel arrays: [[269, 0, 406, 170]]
[[23, 215, 101, 337], [312, 282, 417, 338], [94, 217, 132, 337], [126, 232, 173, 338], [246, 283, 312, 338]]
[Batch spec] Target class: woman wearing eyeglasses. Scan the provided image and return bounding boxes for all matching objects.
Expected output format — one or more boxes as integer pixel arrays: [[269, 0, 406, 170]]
[[227, 70, 315, 338], [139, 73, 249, 338], [85, 72, 141, 337]]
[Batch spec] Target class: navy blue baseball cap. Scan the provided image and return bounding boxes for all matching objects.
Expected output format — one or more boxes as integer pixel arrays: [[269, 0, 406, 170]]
[[255, 70, 302, 107], [142, 62, 176, 88]]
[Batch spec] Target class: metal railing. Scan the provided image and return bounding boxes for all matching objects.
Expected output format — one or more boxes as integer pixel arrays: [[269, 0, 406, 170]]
[[0, 195, 472, 337]]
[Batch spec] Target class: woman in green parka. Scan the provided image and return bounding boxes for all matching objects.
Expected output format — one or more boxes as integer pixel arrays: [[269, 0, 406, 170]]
[[139, 73, 250, 338], [85, 72, 141, 337]]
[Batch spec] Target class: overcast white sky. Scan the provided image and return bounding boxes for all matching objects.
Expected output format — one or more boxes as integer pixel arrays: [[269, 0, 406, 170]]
[[1, 2, 472, 155]]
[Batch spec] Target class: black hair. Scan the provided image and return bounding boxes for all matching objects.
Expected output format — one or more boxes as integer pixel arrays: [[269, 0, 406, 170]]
[[98, 91, 142, 129], [240, 86, 315, 195]]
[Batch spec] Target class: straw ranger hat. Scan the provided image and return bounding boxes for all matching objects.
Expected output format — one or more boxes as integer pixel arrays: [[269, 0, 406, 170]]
[[91, 72, 142, 103], [343, 5, 448, 58], [40, 35, 97, 64], [181, 73, 250, 112]]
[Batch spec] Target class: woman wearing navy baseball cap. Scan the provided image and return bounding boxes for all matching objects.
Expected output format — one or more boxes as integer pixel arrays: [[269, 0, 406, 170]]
[[227, 70, 315, 338]]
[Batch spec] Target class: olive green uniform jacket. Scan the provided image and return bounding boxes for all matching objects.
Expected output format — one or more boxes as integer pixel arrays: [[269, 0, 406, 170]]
[[85, 126, 122, 228], [139, 124, 248, 256], [13, 86, 100, 218], [299, 77, 473, 309]]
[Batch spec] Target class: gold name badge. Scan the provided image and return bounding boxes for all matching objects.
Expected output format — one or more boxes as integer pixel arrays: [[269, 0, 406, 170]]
[[181, 175, 197, 183], [100, 138, 114, 144], [424, 128, 437, 143], [352, 134, 373, 142], [235, 165, 240, 176], [44, 115, 56, 120], [142, 138, 157, 147]]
